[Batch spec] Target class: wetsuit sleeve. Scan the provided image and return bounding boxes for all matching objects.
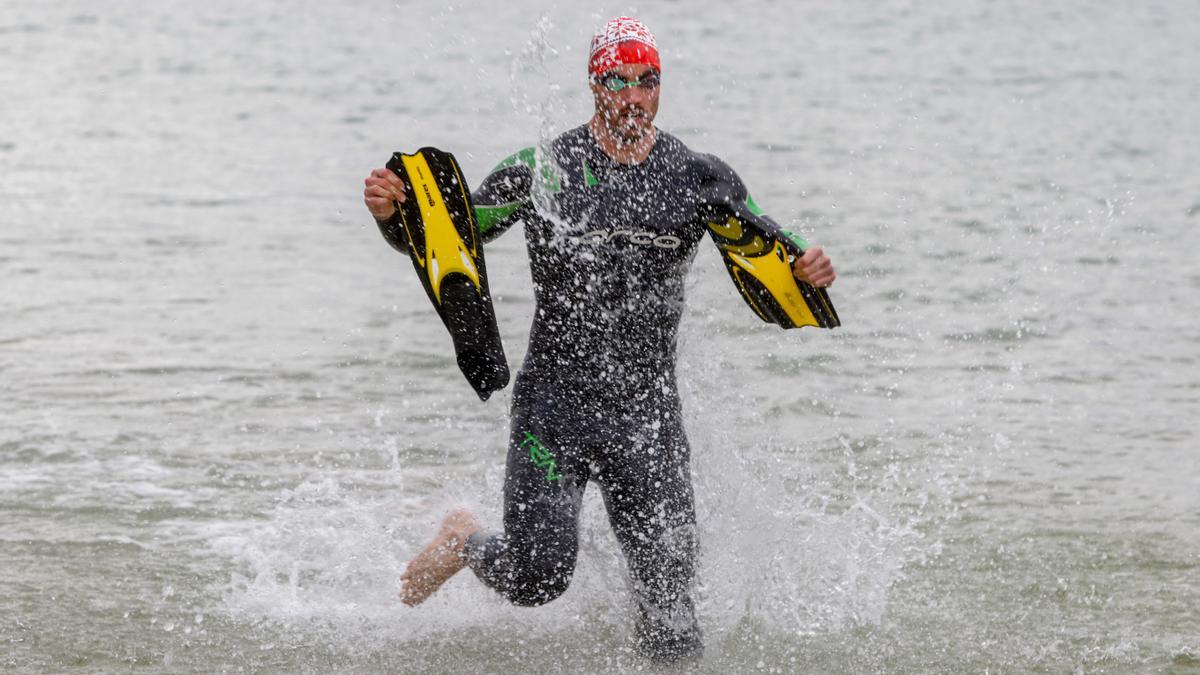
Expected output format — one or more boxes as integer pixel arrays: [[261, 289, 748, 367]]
[[373, 210, 409, 254], [697, 154, 840, 329], [472, 147, 537, 244], [697, 153, 809, 250]]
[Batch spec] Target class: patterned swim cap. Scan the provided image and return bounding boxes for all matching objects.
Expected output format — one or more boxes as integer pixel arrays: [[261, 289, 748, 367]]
[[588, 16, 660, 78]]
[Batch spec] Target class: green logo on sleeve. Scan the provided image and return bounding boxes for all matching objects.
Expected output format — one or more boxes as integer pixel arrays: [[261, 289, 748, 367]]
[[521, 432, 562, 482]]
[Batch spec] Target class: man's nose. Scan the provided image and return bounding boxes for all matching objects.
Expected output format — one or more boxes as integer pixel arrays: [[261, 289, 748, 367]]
[[622, 85, 648, 104]]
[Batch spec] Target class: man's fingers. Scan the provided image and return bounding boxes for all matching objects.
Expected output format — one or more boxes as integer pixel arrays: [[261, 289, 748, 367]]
[[365, 169, 408, 202], [806, 263, 836, 287], [796, 268, 835, 288], [809, 269, 836, 287], [791, 246, 835, 288], [364, 178, 399, 219], [364, 184, 397, 200], [374, 168, 406, 191], [386, 174, 407, 202], [363, 167, 407, 220], [364, 196, 395, 215], [805, 259, 832, 277]]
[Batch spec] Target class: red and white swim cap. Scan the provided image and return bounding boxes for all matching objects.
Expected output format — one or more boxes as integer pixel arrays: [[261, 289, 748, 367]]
[[587, 16, 660, 78]]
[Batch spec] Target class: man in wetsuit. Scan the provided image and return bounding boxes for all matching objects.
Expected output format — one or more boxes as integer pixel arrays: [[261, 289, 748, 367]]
[[362, 17, 835, 662]]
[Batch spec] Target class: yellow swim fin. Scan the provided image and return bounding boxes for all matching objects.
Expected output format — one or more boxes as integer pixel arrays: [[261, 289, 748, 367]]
[[708, 216, 840, 329], [386, 147, 510, 400]]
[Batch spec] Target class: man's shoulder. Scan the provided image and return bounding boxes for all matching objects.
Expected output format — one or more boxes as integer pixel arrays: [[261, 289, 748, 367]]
[[653, 129, 699, 163], [489, 126, 590, 173], [549, 124, 595, 159], [656, 132, 740, 184], [490, 146, 537, 174], [694, 151, 738, 182]]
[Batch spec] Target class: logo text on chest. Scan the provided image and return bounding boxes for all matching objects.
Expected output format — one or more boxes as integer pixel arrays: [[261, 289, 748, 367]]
[[569, 228, 682, 250]]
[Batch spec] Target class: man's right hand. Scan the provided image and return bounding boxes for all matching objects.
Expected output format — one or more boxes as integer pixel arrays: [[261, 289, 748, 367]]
[[363, 168, 407, 221]]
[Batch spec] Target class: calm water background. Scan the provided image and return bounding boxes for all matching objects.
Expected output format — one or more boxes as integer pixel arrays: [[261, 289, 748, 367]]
[[2, 1, 1198, 672]]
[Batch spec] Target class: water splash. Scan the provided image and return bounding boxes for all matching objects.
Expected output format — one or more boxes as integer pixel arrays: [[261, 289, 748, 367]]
[[205, 459, 645, 647], [666, 292, 979, 662], [507, 15, 570, 226]]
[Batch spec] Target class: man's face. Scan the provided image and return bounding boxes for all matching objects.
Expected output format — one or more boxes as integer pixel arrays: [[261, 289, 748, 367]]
[[590, 63, 660, 143]]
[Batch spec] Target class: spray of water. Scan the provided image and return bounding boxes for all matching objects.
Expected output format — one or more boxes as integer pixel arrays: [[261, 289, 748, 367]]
[[507, 15, 570, 229], [205, 17, 647, 661], [203, 12, 963, 669], [677, 323, 958, 656]]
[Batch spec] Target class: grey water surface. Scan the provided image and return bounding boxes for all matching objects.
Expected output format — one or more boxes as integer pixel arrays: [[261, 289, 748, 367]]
[[2, 1, 1198, 672]]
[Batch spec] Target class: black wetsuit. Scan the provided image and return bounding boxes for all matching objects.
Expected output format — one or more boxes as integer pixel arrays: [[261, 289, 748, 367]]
[[376, 125, 793, 660], [454, 125, 785, 661]]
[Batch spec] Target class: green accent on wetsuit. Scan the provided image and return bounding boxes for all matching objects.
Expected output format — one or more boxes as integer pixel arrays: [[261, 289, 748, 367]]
[[582, 159, 600, 187], [475, 202, 523, 234], [746, 196, 809, 248], [493, 146, 562, 194], [520, 431, 562, 482], [781, 228, 809, 249], [494, 147, 537, 172]]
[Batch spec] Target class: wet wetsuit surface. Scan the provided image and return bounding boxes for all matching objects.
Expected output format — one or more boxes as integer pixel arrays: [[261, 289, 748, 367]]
[[449, 125, 779, 660]]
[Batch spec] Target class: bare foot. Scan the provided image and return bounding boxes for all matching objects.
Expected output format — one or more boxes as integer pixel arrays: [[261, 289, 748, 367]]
[[399, 508, 482, 606]]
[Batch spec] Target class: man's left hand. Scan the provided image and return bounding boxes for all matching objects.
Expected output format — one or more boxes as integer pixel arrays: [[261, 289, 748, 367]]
[[792, 246, 836, 288]]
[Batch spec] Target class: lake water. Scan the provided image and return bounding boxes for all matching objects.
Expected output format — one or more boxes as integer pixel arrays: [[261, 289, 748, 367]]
[[2, 1, 1198, 672]]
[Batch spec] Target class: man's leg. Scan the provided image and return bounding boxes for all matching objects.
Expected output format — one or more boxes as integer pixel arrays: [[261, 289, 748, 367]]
[[463, 403, 591, 606], [598, 420, 702, 661]]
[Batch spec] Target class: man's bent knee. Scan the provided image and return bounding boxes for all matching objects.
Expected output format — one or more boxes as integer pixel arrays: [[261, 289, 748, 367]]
[[464, 529, 579, 606], [505, 560, 574, 606]]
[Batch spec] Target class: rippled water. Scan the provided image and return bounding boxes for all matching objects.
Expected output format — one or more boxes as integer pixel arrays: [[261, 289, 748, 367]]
[[3, 1, 1198, 672]]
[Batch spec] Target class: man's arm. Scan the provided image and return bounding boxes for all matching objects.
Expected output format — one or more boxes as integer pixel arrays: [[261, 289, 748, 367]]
[[362, 149, 535, 253], [699, 154, 836, 288], [471, 148, 536, 244], [364, 167, 411, 253], [696, 154, 840, 329]]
